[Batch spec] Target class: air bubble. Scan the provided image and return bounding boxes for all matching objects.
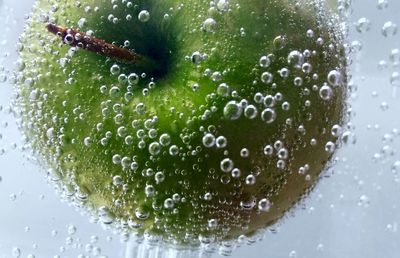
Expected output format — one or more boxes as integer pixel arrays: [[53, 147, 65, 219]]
[[325, 141, 336, 153], [110, 64, 121, 75], [319, 85, 333, 100], [259, 55, 271, 68], [217, 0, 229, 11], [216, 136, 228, 148], [327, 70, 342, 87], [382, 21, 397, 37], [191, 51, 203, 65], [264, 145, 274, 155], [202, 133, 216, 148], [261, 108, 276, 124], [245, 175, 256, 185], [169, 145, 179, 156], [261, 72, 273, 84], [155, 171, 165, 183], [220, 158, 234, 173], [128, 73, 139, 84], [240, 196, 256, 210], [138, 10, 150, 22], [258, 198, 271, 212], [240, 148, 249, 158], [159, 133, 171, 146], [231, 168, 241, 178], [356, 17, 371, 33], [164, 198, 174, 209], [244, 105, 258, 119], [223, 101, 242, 120], [263, 95, 276, 107], [288, 50, 304, 69], [203, 18, 217, 32], [377, 0, 388, 9], [273, 35, 287, 49], [112, 175, 123, 187], [217, 83, 230, 97], [149, 142, 161, 155]]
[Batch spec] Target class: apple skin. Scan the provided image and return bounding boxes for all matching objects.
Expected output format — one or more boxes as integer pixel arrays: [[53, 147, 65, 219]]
[[16, 0, 346, 244]]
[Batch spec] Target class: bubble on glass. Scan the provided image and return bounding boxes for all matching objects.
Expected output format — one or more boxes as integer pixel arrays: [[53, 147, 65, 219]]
[[355, 17, 371, 33], [382, 21, 398, 37]]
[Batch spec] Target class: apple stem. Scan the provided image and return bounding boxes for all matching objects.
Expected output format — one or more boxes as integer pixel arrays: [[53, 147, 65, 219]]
[[46, 23, 148, 65]]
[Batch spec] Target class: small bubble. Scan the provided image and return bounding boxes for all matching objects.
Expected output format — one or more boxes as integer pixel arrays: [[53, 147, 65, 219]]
[[390, 48, 400, 65], [128, 73, 139, 84], [390, 72, 400, 87], [83, 137, 91, 146], [288, 50, 304, 69], [319, 85, 333, 100], [12, 247, 20, 258], [289, 250, 297, 258], [138, 10, 150, 22], [261, 72, 273, 84], [327, 70, 342, 87], [169, 145, 179, 156], [217, 0, 229, 11], [208, 218, 218, 229], [358, 195, 370, 208], [112, 175, 123, 187], [220, 158, 234, 173], [203, 18, 217, 32], [231, 168, 241, 178], [155, 171, 165, 183], [191, 51, 203, 65], [382, 21, 398, 37], [110, 64, 121, 75], [355, 17, 371, 33], [245, 174, 256, 185], [9, 193, 16, 201], [240, 196, 256, 210], [244, 105, 258, 119], [377, 0, 388, 9], [112, 154, 121, 164], [159, 133, 171, 146], [149, 142, 161, 156], [273, 35, 287, 49], [263, 95, 276, 107], [211, 71, 222, 81], [258, 198, 271, 212], [264, 145, 274, 155], [261, 108, 276, 124], [67, 224, 76, 235], [259, 55, 271, 68], [216, 136, 227, 148], [325, 141, 336, 153], [164, 198, 174, 209], [202, 133, 216, 148], [145, 185, 155, 197], [223, 101, 242, 120], [204, 192, 212, 201], [217, 83, 230, 97], [240, 148, 249, 158]]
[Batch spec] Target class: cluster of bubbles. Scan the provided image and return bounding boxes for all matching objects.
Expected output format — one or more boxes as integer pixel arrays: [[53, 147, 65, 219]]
[[11, 0, 351, 254]]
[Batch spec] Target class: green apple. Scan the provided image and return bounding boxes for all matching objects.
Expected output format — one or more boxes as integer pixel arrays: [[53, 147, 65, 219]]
[[16, 0, 347, 245]]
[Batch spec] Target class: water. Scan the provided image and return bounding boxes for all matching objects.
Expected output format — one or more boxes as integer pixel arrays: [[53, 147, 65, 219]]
[[0, 0, 400, 257]]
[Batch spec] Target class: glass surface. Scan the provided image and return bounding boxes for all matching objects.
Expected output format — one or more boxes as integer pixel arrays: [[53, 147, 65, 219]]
[[1, 0, 399, 257]]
